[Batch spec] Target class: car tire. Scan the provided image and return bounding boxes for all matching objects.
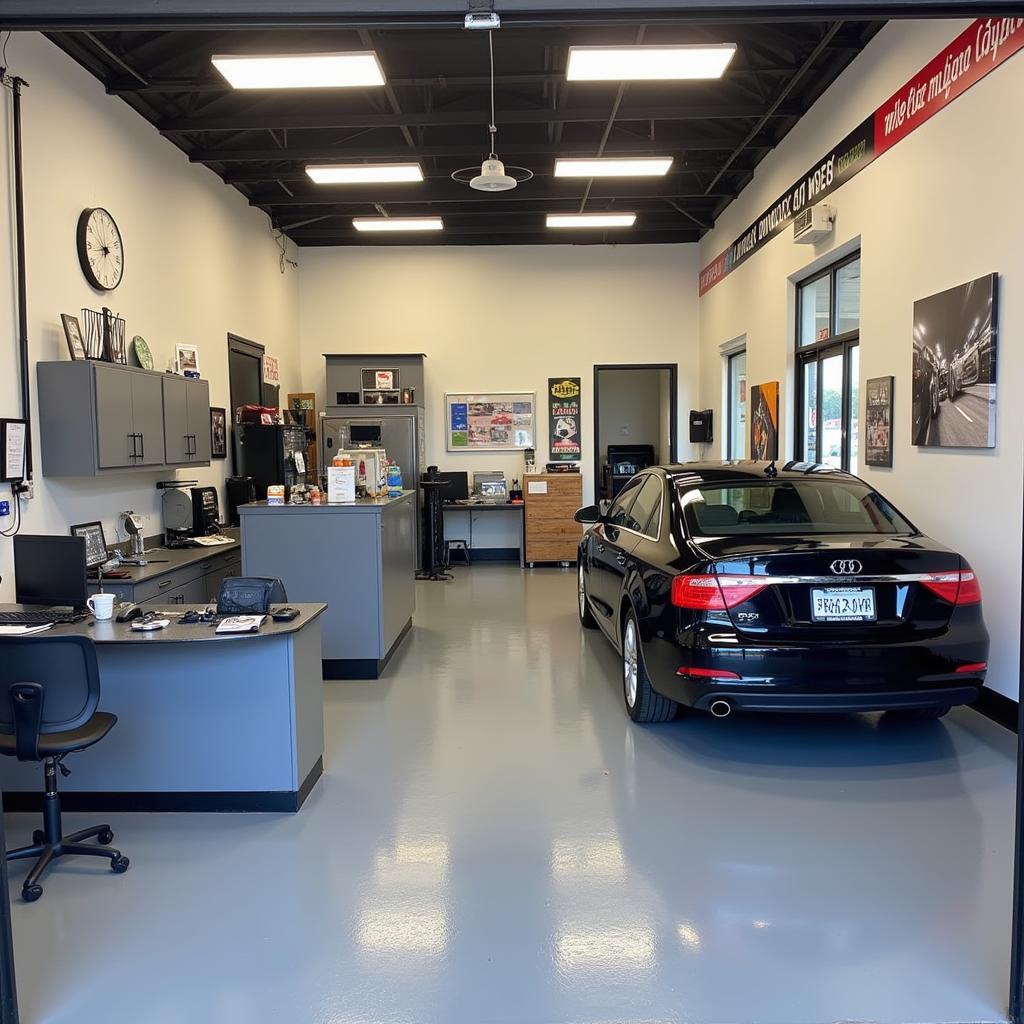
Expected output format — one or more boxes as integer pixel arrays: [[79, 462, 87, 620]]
[[622, 609, 678, 723], [885, 705, 951, 721], [578, 562, 598, 630]]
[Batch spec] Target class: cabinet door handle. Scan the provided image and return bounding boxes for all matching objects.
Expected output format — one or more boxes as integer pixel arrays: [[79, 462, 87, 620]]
[[138, 433, 145, 461], [128, 433, 137, 459], [158, 579, 174, 590]]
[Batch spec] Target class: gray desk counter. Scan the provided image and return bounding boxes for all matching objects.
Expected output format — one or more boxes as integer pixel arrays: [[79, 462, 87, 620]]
[[0, 604, 326, 813], [239, 494, 416, 679]]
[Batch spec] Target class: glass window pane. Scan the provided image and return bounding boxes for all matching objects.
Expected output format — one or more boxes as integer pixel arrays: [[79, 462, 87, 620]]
[[848, 345, 860, 474], [799, 275, 831, 346], [802, 360, 818, 460], [625, 476, 662, 534], [821, 352, 844, 468], [728, 351, 746, 459], [835, 258, 861, 335]]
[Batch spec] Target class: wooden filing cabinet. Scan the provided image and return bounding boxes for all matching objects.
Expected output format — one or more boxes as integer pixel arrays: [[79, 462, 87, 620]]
[[524, 473, 584, 566]]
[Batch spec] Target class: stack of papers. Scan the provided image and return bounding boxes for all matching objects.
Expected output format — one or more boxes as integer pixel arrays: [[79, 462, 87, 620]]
[[0, 624, 53, 636], [215, 615, 266, 635]]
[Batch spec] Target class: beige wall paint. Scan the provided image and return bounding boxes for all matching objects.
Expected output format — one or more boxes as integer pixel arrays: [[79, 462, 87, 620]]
[[0, 34, 299, 601], [698, 19, 1023, 698], [298, 244, 701, 505]]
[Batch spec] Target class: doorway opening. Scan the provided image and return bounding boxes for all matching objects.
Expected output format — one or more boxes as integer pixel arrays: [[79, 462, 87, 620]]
[[593, 364, 677, 505]]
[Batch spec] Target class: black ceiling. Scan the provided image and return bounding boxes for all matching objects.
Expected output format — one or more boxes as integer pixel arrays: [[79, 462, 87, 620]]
[[47, 17, 883, 245]]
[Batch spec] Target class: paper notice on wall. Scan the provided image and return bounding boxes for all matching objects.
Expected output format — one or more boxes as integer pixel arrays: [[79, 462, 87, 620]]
[[527, 481, 548, 495], [3, 420, 26, 482]]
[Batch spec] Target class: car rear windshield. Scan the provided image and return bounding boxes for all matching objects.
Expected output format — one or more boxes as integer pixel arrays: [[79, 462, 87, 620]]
[[679, 479, 915, 536]]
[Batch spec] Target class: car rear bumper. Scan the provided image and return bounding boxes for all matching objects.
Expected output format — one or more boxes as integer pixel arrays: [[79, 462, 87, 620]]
[[642, 628, 988, 712]]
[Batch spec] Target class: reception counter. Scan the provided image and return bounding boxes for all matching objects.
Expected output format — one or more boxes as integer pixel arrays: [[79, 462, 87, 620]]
[[239, 493, 416, 679], [0, 604, 326, 813]]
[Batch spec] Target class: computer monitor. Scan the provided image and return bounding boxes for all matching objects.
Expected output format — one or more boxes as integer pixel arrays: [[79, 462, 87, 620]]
[[472, 471, 504, 495], [437, 471, 469, 503], [14, 535, 89, 610]]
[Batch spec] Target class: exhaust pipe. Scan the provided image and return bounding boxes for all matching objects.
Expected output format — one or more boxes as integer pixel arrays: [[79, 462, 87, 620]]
[[709, 700, 732, 719]]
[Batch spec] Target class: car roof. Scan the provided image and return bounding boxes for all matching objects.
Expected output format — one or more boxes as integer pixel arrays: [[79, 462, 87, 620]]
[[643, 460, 861, 487]]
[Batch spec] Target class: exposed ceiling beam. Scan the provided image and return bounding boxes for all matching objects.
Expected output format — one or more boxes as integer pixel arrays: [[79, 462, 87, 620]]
[[253, 187, 734, 208], [189, 139, 773, 163], [288, 222, 701, 239], [160, 102, 803, 134]]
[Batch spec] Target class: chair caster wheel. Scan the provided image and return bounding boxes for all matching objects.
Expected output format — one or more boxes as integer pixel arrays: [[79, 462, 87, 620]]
[[22, 885, 42, 903], [110, 855, 130, 874], [32, 830, 44, 845], [97, 829, 114, 845]]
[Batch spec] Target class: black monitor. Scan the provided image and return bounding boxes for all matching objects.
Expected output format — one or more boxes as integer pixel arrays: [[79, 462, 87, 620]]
[[14, 535, 89, 610], [437, 471, 469, 503]]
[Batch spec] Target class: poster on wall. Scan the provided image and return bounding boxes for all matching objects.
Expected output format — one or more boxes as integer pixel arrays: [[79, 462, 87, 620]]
[[750, 382, 779, 460], [911, 273, 997, 449], [548, 378, 582, 462], [445, 392, 536, 452], [865, 376, 894, 467], [262, 354, 280, 386]]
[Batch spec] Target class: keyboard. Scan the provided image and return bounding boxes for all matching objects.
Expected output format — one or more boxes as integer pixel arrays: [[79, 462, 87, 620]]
[[0, 610, 87, 625]]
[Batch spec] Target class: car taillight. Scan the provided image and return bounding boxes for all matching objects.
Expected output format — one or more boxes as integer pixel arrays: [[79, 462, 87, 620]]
[[671, 574, 768, 610], [676, 666, 742, 680], [955, 662, 988, 674], [919, 566, 982, 606]]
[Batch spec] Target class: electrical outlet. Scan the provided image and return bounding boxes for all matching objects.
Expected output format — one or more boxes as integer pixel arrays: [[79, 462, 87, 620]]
[[0, 501, 9, 517]]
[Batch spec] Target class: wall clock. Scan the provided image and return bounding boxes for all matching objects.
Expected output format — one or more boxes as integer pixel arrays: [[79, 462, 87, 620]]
[[77, 207, 124, 291]]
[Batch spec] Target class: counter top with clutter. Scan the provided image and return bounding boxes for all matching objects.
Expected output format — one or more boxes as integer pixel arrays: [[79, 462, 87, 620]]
[[238, 491, 414, 513]]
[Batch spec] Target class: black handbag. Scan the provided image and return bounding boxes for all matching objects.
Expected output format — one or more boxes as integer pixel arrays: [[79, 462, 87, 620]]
[[217, 577, 288, 615]]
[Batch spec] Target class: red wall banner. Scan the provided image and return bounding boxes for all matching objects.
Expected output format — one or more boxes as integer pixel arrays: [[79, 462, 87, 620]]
[[698, 18, 1024, 296]]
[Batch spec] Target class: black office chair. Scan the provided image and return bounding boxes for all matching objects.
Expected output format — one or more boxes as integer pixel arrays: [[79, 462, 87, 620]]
[[0, 635, 128, 902]]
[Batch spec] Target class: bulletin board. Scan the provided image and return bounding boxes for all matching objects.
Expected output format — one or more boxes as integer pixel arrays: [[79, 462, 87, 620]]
[[445, 392, 536, 452]]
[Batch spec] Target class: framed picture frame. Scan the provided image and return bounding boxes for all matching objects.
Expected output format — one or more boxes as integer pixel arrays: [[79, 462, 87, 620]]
[[0, 418, 28, 483], [175, 343, 200, 375], [750, 381, 779, 460], [445, 392, 536, 452], [69, 520, 110, 570], [865, 376, 894, 467], [60, 313, 87, 361], [210, 406, 228, 459]]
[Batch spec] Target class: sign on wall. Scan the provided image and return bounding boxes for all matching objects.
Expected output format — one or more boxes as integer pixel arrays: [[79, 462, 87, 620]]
[[699, 18, 1024, 295], [262, 354, 280, 386], [445, 392, 536, 452], [750, 382, 779, 460], [865, 376, 894, 467], [548, 377, 582, 462]]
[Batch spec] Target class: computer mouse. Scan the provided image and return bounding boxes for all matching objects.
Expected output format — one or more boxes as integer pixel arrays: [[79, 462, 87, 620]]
[[115, 603, 144, 623]]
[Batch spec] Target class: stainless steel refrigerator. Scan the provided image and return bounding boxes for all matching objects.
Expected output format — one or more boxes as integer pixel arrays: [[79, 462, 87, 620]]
[[321, 407, 426, 565]]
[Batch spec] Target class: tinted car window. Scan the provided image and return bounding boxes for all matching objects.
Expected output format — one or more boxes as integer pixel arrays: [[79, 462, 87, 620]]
[[606, 479, 642, 527], [679, 479, 914, 535], [624, 475, 663, 535]]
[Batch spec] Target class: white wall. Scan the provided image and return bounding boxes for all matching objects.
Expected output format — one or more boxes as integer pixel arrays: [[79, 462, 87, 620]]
[[0, 34, 300, 601], [298, 244, 701, 505], [698, 19, 1024, 698]]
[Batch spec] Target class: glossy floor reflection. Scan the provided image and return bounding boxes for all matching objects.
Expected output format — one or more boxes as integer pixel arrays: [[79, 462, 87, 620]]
[[6, 566, 1016, 1023]]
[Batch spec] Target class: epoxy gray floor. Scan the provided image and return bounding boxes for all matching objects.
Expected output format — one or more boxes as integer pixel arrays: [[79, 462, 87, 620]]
[[5, 566, 1017, 1024]]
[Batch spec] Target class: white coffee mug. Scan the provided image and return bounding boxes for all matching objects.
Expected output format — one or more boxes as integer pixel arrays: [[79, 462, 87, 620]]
[[87, 593, 115, 621]]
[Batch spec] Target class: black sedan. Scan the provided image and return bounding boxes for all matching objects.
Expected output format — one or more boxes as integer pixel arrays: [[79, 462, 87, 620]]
[[575, 461, 989, 723]]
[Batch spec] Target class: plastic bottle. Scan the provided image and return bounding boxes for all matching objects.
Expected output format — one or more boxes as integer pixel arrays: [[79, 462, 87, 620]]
[[387, 461, 403, 497]]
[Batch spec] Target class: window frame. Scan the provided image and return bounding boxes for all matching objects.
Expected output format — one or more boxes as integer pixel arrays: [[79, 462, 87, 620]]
[[795, 252, 860, 470], [726, 348, 746, 460]]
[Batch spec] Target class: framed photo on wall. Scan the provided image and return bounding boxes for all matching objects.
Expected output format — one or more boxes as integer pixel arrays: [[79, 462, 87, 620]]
[[750, 381, 779, 460], [60, 314, 87, 360], [175, 343, 200, 375], [911, 273, 997, 448], [865, 376, 894, 467], [210, 407, 227, 459], [445, 392, 536, 452]]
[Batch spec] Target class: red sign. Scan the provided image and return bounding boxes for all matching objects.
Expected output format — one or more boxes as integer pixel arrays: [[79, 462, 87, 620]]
[[874, 18, 1024, 155]]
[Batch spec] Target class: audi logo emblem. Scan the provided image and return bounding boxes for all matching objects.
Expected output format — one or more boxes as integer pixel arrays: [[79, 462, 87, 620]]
[[830, 559, 863, 575]]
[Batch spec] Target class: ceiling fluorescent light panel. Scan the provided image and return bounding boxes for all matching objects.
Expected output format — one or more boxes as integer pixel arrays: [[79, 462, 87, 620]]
[[547, 213, 637, 229], [566, 44, 736, 81], [554, 157, 673, 178], [307, 164, 423, 184], [352, 217, 444, 232], [212, 51, 386, 89]]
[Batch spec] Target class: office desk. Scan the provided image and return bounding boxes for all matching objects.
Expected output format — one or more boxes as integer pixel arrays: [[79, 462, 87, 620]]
[[0, 604, 326, 813], [443, 502, 525, 567]]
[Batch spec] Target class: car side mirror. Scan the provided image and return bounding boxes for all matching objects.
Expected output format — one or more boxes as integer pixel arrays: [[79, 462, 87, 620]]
[[574, 504, 602, 525]]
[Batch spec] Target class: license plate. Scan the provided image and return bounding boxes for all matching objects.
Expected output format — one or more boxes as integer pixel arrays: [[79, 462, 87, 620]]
[[810, 587, 876, 622]]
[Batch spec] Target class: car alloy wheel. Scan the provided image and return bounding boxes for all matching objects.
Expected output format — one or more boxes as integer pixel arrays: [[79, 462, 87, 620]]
[[623, 617, 639, 708]]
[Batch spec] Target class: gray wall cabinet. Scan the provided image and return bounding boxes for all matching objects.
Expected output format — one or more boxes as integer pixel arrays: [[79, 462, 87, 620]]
[[163, 376, 212, 465], [38, 361, 211, 476]]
